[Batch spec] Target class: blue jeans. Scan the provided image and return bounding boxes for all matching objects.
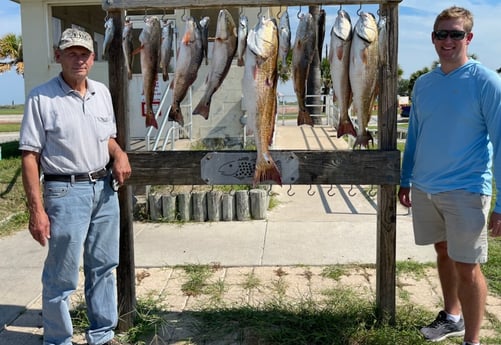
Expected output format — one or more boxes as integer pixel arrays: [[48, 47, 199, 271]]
[[42, 175, 119, 345]]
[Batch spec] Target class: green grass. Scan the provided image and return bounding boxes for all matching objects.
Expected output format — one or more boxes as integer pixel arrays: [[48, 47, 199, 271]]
[[0, 105, 23, 115], [0, 154, 29, 237], [0, 123, 21, 133]]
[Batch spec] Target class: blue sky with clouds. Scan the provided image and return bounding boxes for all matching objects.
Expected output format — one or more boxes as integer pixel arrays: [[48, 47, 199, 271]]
[[1, 0, 501, 105]]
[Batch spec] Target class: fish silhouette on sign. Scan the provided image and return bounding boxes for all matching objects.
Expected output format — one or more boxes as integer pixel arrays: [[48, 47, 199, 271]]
[[219, 157, 283, 183], [219, 157, 256, 180]]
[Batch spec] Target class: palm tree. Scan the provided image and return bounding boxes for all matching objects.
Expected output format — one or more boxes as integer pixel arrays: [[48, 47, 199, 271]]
[[0, 33, 23, 75]]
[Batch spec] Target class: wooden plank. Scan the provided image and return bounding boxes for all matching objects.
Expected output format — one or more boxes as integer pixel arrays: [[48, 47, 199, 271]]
[[375, 3, 399, 324], [125, 150, 400, 186], [102, 0, 402, 10]]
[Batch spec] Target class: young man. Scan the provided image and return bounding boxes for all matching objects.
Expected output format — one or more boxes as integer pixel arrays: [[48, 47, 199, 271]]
[[19, 28, 131, 345], [398, 6, 501, 345]]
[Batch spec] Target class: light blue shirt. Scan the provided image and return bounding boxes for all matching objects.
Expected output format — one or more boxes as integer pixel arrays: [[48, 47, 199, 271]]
[[401, 60, 501, 212], [19, 74, 116, 175]]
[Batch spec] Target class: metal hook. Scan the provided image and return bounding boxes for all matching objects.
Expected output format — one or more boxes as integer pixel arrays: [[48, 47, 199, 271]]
[[182, 8, 187, 22], [348, 185, 357, 197], [287, 185, 295, 196], [357, 3, 363, 16], [297, 6, 302, 19], [307, 185, 316, 196], [162, 9, 167, 21], [338, 4, 343, 14], [327, 185, 336, 197], [168, 185, 175, 196], [267, 184, 273, 196], [368, 185, 378, 197], [239, 6, 243, 16], [143, 8, 148, 22], [277, 5, 282, 18], [257, 6, 262, 20]]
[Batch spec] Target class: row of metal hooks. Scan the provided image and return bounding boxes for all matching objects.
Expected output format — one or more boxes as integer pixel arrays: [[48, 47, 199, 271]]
[[158, 184, 378, 198], [112, 2, 384, 23], [288, 184, 378, 197]]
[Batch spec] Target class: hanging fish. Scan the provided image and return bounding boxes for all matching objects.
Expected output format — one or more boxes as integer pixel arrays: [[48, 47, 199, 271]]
[[102, 17, 114, 60], [168, 17, 204, 126], [349, 11, 379, 148], [292, 13, 316, 126], [236, 14, 248, 67], [242, 16, 282, 187], [139, 16, 162, 129], [193, 9, 237, 119], [278, 10, 291, 74], [160, 19, 174, 82], [329, 9, 356, 138], [199, 16, 210, 65], [122, 18, 134, 80]]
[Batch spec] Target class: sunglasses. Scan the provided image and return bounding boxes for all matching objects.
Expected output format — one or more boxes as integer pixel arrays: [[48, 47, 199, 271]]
[[433, 30, 467, 41]]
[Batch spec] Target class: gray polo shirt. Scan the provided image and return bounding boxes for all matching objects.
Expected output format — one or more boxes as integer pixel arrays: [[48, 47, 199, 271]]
[[19, 74, 117, 175]]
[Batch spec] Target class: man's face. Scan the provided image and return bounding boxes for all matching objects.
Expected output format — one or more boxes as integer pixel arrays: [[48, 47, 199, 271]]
[[432, 18, 473, 64], [55, 46, 94, 79]]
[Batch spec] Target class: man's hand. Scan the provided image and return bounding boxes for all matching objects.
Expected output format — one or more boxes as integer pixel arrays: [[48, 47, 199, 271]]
[[488, 211, 501, 237], [398, 186, 412, 208], [29, 210, 51, 246]]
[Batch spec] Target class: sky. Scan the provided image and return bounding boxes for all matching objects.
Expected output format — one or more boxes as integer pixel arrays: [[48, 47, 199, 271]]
[[1, 0, 501, 105]]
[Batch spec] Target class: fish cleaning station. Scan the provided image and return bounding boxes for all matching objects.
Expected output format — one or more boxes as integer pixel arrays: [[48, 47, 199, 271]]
[[14, 0, 403, 331], [102, 0, 402, 331]]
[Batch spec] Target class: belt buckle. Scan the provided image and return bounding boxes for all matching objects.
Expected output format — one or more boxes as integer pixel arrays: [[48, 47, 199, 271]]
[[88, 170, 98, 182]]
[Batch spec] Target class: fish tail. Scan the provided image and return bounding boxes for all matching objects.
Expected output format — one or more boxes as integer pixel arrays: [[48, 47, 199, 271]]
[[127, 70, 132, 80], [336, 119, 357, 138], [145, 113, 158, 129], [297, 109, 313, 126], [162, 71, 169, 82], [168, 105, 185, 126], [192, 98, 210, 119], [353, 131, 374, 149], [237, 57, 245, 67], [253, 156, 283, 187]]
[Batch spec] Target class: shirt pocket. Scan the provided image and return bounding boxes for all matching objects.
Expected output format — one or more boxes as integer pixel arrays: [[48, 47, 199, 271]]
[[92, 113, 115, 142]]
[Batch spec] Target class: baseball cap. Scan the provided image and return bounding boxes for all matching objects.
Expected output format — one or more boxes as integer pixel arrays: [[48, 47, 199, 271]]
[[58, 28, 94, 52]]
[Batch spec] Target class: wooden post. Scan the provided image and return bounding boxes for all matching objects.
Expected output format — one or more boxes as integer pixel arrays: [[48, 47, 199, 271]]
[[376, 3, 399, 324], [106, 10, 136, 331]]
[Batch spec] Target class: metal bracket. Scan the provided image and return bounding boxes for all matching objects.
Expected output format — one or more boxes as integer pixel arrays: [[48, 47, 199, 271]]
[[201, 151, 299, 185]]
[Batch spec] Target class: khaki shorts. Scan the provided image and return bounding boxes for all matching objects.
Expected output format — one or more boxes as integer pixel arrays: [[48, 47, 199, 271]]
[[411, 187, 490, 264]]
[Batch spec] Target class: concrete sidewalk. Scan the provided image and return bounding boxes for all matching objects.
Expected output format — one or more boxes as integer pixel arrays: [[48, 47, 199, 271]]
[[0, 183, 438, 344]]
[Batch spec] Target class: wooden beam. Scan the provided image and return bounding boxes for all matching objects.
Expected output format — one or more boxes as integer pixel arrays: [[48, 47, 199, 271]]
[[102, 0, 402, 10], [375, 3, 399, 324], [106, 10, 137, 331], [125, 150, 400, 186]]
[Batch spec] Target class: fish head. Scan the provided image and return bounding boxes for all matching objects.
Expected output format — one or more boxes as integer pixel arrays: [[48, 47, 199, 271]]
[[199, 16, 210, 29], [140, 16, 161, 43], [354, 12, 378, 43], [122, 20, 133, 39], [216, 9, 237, 40], [279, 10, 290, 29], [182, 17, 198, 44], [332, 10, 352, 41], [248, 16, 278, 59], [239, 15, 248, 30]]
